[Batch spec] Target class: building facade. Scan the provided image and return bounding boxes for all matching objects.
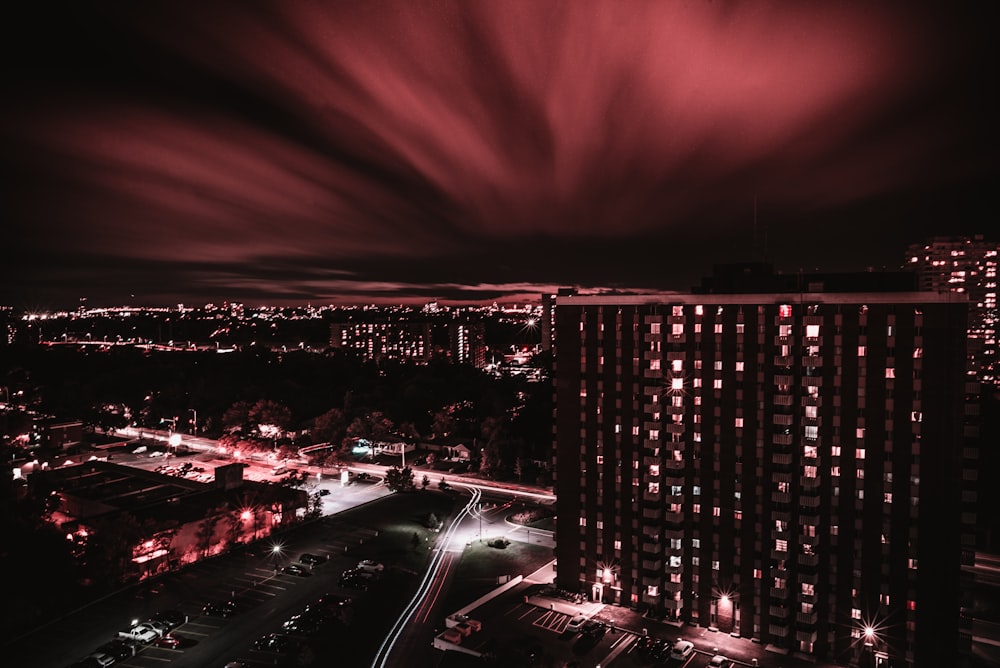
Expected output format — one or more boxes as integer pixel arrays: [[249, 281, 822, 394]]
[[906, 235, 998, 387], [553, 291, 974, 667]]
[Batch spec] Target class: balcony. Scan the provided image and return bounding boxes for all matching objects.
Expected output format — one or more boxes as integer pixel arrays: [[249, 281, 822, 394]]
[[800, 494, 821, 508], [643, 490, 661, 503], [771, 492, 791, 504], [798, 570, 819, 585], [769, 605, 790, 618], [796, 610, 819, 625], [768, 623, 790, 638], [773, 414, 795, 426], [769, 587, 789, 600], [642, 559, 663, 572], [664, 580, 684, 593], [773, 452, 793, 466], [642, 542, 660, 556], [665, 511, 684, 524], [642, 507, 662, 520], [796, 629, 818, 644], [774, 356, 795, 368], [798, 552, 819, 568], [801, 476, 820, 490], [773, 433, 794, 446], [664, 528, 683, 540], [774, 394, 795, 407]]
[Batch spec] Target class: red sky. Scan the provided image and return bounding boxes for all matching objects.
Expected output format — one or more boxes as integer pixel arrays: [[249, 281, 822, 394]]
[[2, 1, 995, 307]]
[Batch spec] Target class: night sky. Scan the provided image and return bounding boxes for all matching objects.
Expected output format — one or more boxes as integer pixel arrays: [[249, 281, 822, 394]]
[[2, 1, 996, 308]]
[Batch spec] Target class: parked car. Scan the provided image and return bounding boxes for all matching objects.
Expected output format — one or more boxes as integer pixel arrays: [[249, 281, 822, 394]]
[[154, 633, 185, 648], [315, 593, 353, 609], [282, 615, 322, 636], [202, 600, 239, 617], [565, 615, 588, 633], [709, 655, 731, 667], [357, 559, 384, 573], [86, 653, 115, 668], [151, 609, 186, 629], [300, 553, 326, 566], [143, 620, 170, 637], [339, 573, 369, 590], [581, 619, 606, 638], [669, 640, 695, 660], [253, 633, 294, 653], [282, 563, 312, 577], [96, 640, 135, 660]]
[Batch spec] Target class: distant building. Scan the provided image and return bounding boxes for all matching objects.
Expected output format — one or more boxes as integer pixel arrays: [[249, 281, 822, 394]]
[[553, 287, 975, 667], [40, 460, 307, 581], [330, 320, 433, 363], [449, 319, 486, 368], [905, 235, 998, 387]]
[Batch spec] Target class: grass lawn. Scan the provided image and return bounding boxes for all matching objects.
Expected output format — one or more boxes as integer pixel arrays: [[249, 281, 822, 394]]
[[440, 538, 554, 614]]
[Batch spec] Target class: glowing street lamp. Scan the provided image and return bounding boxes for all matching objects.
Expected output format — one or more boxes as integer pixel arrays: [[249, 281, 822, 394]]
[[271, 543, 283, 573]]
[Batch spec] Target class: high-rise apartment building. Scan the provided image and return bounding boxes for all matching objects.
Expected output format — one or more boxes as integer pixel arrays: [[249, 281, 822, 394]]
[[906, 235, 998, 387], [450, 319, 486, 368], [329, 320, 433, 363], [553, 290, 975, 667]]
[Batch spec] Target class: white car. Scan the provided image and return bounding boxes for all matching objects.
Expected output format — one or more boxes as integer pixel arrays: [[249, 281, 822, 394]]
[[709, 656, 731, 668], [565, 615, 588, 633], [88, 653, 116, 667], [669, 640, 695, 660], [357, 559, 384, 573]]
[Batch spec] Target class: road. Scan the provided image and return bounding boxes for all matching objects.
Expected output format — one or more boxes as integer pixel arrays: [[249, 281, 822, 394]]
[[374, 486, 484, 668]]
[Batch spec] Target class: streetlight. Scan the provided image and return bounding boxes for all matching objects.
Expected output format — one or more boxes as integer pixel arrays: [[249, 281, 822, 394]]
[[271, 543, 283, 574]]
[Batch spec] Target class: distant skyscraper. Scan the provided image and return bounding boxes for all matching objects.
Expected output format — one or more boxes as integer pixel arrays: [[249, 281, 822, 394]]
[[553, 288, 975, 667], [450, 319, 486, 368], [906, 235, 999, 387]]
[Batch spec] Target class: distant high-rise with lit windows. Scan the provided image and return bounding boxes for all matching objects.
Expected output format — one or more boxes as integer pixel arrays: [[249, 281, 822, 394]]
[[906, 235, 998, 387], [553, 285, 975, 667]]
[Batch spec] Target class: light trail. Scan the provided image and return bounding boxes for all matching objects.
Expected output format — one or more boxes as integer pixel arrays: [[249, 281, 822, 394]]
[[371, 486, 482, 668]]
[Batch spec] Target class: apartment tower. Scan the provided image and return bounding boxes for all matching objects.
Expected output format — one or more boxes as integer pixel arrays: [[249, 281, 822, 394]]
[[553, 290, 973, 667]]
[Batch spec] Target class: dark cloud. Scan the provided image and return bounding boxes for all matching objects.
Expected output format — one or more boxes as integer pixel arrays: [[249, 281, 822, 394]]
[[2, 1, 995, 307]]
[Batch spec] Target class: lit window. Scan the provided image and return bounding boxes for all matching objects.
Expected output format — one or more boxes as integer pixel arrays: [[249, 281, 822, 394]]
[[672, 305, 683, 316], [885, 368, 895, 379], [672, 359, 683, 372], [672, 378, 683, 390], [580, 517, 587, 527], [856, 448, 865, 459], [779, 304, 792, 318], [714, 323, 723, 334], [695, 305, 704, 316], [806, 324, 820, 338], [735, 417, 744, 428], [713, 379, 723, 389], [672, 324, 684, 336], [650, 359, 660, 370], [735, 361, 744, 371], [804, 426, 818, 440], [858, 346, 866, 356], [851, 608, 861, 620], [805, 405, 818, 419]]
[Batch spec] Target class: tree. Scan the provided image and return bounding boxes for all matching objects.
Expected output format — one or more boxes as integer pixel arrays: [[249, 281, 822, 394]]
[[479, 439, 502, 479], [249, 399, 292, 437], [195, 515, 220, 558], [346, 410, 395, 441], [421, 474, 430, 490], [384, 465, 415, 492], [306, 491, 323, 520], [312, 407, 346, 445], [221, 400, 253, 434]]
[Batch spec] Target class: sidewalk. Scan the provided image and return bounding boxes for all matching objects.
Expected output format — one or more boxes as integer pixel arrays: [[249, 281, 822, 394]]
[[518, 562, 843, 668]]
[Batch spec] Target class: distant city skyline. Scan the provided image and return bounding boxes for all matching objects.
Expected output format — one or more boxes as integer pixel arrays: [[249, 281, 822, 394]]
[[2, 2, 995, 308]]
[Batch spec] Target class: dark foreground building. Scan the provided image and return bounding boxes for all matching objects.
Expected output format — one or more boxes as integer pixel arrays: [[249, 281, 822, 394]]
[[553, 289, 975, 667]]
